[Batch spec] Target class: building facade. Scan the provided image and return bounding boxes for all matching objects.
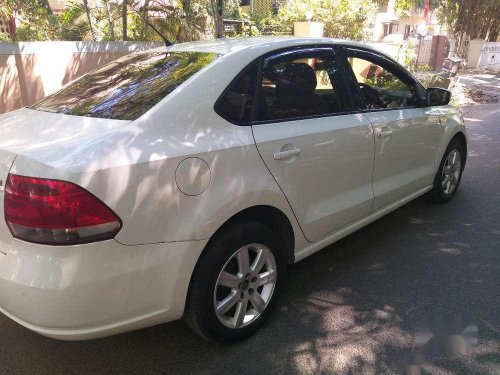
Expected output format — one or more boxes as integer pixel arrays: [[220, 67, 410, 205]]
[[372, 0, 447, 42]]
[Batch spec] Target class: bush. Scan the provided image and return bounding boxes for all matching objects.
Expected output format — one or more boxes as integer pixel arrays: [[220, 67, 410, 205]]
[[0, 33, 11, 42], [13, 26, 47, 41], [415, 72, 450, 89], [274, 0, 378, 40], [256, 16, 291, 35]]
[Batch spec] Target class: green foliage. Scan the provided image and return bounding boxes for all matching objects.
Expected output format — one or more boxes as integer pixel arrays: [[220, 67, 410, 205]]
[[272, 0, 378, 40], [379, 0, 500, 42], [223, 0, 243, 19], [58, 2, 90, 41], [393, 0, 441, 15], [417, 64, 432, 71], [365, 70, 406, 91], [436, 0, 500, 42], [135, 0, 213, 42], [91, 0, 119, 40], [255, 16, 291, 35], [3, 0, 60, 41], [0, 32, 11, 42], [398, 39, 417, 71], [415, 72, 450, 89], [13, 25, 46, 41]]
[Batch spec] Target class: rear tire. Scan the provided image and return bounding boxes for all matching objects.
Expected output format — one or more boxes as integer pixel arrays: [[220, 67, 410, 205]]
[[428, 138, 465, 203], [184, 221, 285, 343]]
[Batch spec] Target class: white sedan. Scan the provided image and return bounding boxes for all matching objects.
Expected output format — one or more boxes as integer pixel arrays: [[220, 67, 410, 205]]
[[0, 37, 467, 342]]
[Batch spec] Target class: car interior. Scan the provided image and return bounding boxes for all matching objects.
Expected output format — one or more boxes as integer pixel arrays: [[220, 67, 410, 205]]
[[348, 56, 419, 109], [260, 58, 342, 121]]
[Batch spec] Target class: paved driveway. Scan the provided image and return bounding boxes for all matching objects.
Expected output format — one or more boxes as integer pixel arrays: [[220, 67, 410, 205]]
[[0, 103, 499, 374]]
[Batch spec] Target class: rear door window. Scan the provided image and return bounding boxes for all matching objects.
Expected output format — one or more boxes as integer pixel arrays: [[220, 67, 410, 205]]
[[32, 52, 218, 121], [256, 51, 350, 122]]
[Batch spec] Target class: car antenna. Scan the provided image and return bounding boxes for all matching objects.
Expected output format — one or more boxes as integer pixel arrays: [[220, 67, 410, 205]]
[[125, 0, 173, 47]]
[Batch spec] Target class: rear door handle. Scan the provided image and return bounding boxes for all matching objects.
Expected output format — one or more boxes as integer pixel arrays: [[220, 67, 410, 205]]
[[273, 148, 301, 160]]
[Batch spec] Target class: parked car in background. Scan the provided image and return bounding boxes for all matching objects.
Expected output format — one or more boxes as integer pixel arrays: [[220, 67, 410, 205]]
[[0, 37, 467, 342]]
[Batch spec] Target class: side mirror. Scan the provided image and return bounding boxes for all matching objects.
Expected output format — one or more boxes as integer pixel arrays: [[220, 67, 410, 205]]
[[427, 87, 451, 106]]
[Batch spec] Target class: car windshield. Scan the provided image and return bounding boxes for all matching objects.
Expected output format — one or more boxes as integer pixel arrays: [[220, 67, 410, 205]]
[[31, 51, 219, 121]]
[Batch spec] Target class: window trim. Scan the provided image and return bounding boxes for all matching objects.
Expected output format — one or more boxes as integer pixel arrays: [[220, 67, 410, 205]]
[[214, 44, 430, 126], [340, 46, 428, 113]]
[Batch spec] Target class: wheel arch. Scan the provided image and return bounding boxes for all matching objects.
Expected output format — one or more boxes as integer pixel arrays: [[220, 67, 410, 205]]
[[183, 205, 297, 317], [452, 131, 468, 166], [203, 205, 296, 265]]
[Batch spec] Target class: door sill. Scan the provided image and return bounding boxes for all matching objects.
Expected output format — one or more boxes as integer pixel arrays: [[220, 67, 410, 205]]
[[294, 185, 433, 262]]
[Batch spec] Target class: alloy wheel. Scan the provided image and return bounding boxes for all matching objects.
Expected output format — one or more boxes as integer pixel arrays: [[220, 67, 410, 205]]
[[441, 149, 462, 195], [213, 244, 277, 329]]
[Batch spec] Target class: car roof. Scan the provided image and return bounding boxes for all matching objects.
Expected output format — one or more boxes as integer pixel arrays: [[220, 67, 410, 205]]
[[150, 36, 376, 59]]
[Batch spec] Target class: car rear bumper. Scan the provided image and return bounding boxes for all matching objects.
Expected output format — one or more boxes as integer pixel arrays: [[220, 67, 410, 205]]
[[0, 237, 207, 340]]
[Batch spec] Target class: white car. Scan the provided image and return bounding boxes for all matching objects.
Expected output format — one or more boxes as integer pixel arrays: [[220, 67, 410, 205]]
[[0, 37, 467, 342]]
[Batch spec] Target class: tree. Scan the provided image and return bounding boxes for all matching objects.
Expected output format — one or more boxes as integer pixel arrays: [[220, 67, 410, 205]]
[[376, 0, 500, 42], [103, 0, 116, 40], [122, 0, 128, 40], [0, 0, 243, 42], [1, 0, 59, 40], [58, 3, 90, 40], [437, 0, 500, 42], [139, 0, 150, 40], [274, 0, 378, 41], [374, 0, 441, 15], [82, 0, 97, 41]]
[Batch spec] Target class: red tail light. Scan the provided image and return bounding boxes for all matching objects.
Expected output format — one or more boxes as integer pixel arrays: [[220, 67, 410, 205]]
[[4, 174, 121, 245]]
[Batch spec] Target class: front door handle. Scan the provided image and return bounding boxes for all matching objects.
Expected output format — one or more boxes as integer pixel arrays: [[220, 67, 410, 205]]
[[377, 129, 393, 139], [273, 148, 301, 160]]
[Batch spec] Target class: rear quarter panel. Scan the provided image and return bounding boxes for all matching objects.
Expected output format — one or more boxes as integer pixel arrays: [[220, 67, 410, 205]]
[[10, 55, 306, 249]]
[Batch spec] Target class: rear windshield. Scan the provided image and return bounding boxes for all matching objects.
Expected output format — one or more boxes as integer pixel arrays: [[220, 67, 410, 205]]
[[31, 51, 219, 121]]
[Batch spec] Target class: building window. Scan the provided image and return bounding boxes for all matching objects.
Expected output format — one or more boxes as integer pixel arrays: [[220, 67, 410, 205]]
[[383, 23, 390, 37], [382, 21, 399, 37]]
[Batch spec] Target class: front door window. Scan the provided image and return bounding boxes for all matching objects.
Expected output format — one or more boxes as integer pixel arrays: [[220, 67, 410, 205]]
[[347, 56, 419, 110]]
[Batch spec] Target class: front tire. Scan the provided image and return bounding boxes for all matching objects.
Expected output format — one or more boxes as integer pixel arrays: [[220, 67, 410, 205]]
[[429, 138, 465, 203], [184, 221, 285, 343]]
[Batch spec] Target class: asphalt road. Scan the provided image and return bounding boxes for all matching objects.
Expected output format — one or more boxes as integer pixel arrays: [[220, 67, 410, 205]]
[[1, 103, 499, 374]]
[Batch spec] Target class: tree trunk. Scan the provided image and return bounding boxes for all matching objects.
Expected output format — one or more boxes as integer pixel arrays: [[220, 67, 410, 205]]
[[215, 0, 223, 38], [8, 17, 16, 40], [40, 0, 54, 15], [122, 0, 128, 41], [105, 0, 115, 40], [140, 0, 150, 40], [453, 0, 465, 34], [488, 24, 500, 42], [82, 0, 97, 41]]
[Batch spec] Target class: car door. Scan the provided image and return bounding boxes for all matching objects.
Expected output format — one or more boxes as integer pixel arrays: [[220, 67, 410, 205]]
[[250, 47, 375, 243], [342, 47, 444, 211]]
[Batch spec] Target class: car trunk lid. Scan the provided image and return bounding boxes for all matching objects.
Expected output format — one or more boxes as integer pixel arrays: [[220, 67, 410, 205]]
[[0, 108, 130, 187]]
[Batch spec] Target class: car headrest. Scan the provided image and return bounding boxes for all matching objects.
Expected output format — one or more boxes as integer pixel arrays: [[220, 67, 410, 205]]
[[276, 63, 317, 94]]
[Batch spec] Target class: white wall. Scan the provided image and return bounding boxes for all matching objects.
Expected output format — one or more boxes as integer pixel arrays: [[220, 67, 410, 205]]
[[468, 39, 500, 72]]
